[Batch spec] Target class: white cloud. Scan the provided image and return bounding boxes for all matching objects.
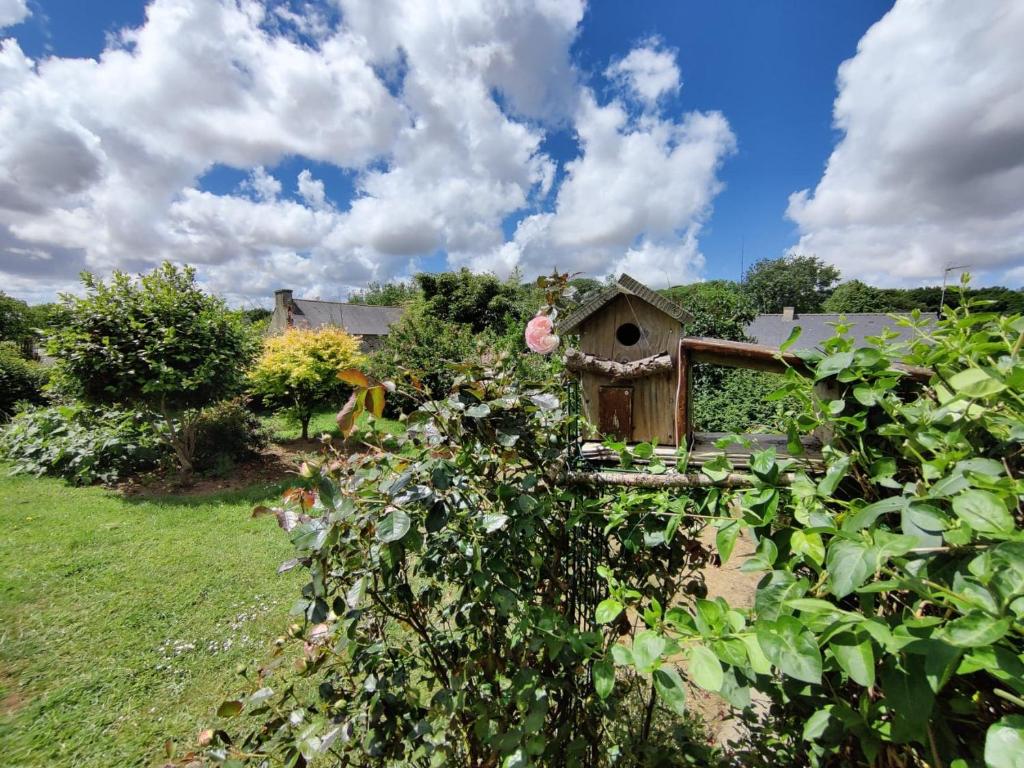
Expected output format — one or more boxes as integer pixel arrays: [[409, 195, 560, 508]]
[[474, 89, 735, 287], [605, 37, 680, 109], [243, 166, 282, 202], [0, 0, 29, 29], [787, 0, 1024, 285], [296, 169, 328, 210], [0, 0, 734, 303]]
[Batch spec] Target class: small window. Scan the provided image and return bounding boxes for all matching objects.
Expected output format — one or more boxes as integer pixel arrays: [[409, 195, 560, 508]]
[[616, 322, 642, 346]]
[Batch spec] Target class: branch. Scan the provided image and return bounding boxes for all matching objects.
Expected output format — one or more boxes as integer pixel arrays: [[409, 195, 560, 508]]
[[564, 469, 797, 489], [563, 349, 673, 382]]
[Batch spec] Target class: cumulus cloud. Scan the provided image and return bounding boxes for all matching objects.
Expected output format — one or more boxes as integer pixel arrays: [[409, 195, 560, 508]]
[[787, 0, 1024, 285], [472, 90, 736, 286], [0, 0, 29, 29], [605, 37, 681, 108], [0, 0, 734, 302]]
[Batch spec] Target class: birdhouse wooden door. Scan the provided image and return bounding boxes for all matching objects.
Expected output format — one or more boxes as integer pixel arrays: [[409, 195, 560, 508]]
[[598, 385, 632, 440]]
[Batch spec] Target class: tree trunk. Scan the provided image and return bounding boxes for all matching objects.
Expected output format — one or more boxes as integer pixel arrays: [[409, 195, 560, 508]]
[[300, 413, 311, 440], [158, 403, 195, 475]]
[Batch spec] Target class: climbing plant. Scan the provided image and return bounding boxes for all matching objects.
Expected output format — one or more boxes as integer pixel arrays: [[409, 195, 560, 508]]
[[172, 280, 1021, 768], [607, 290, 1024, 767]]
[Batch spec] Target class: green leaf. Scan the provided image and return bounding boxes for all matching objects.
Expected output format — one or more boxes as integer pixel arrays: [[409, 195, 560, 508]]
[[935, 612, 1011, 647], [465, 403, 490, 418], [952, 490, 1013, 535], [740, 633, 772, 675], [985, 716, 1024, 768], [826, 538, 873, 598], [652, 667, 686, 716], [686, 645, 724, 692], [632, 630, 668, 674], [803, 708, 832, 742], [880, 659, 934, 744], [610, 644, 633, 667], [790, 530, 825, 565], [716, 521, 740, 564], [377, 508, 411, 543], [948, 367, 1006, 398], [217, 700, 244, 718], [593, 660, 615, 700], [830, 632, 875, 687], [815, 351, 854, 381], [595, 598, 623, 624], [779, 326, 802, 352], [756, 616, 823, 684], [843, 496, 906, 532]]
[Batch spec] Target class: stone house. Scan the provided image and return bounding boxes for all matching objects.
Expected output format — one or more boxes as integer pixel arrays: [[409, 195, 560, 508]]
[[270, 289, 405, 352]]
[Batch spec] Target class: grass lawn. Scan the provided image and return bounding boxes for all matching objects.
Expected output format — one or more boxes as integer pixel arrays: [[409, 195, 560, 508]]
[[0, 470, 303, 768], [261, 407, 405, 442]]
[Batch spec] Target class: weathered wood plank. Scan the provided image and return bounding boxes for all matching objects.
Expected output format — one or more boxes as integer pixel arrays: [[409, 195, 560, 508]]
[[565, 469, 798, 488], [597, 386, 632, 440], [580, 431, 824, 472], [680, 336, 933, 382]]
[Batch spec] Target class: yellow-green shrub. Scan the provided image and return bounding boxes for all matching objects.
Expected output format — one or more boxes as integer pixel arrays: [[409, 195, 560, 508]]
[[249, 327, 365, 439]]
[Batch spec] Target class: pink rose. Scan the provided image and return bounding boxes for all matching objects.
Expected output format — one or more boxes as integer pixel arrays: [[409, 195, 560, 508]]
[[525, 313, 559, 355]]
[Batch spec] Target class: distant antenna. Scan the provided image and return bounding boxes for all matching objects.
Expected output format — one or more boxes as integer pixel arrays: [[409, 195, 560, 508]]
[[938, 263, 970, 318], [739, 237, 745, 281]]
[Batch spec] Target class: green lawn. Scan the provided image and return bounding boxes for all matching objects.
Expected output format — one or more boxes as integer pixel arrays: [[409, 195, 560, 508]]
[[0, 470, 302, 768], [261, 407, 405, 442]]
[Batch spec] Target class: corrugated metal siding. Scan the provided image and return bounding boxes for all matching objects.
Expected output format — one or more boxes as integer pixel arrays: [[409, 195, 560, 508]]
[[744, 313, 928, 349]]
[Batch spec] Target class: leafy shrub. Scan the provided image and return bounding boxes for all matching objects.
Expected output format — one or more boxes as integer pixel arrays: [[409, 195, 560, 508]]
[[0, 341, 48, 418], [192, 399, 268, 473], [369, 303, 478, 414], [610, 298, 1024, 766], [1, 403, 163, 484], [248, 327, 365, 440], [47, 262, 254, 472], [692, 368, 791, 433], [177, 285, 1022, 767]]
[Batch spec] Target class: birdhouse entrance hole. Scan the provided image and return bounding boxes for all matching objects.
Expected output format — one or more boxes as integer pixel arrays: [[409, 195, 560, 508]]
[[615, 322, 641, 346]]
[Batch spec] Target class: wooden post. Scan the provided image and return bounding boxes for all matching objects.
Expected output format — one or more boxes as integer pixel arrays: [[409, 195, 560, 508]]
[[675, 344, 691, 449]]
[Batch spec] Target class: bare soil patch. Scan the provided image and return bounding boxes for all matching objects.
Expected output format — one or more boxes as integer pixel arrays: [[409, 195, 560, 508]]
[[115, 441, 335, 499]]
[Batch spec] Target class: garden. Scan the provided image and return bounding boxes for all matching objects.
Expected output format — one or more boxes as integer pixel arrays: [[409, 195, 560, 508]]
[[0, 262, 1021, 767]]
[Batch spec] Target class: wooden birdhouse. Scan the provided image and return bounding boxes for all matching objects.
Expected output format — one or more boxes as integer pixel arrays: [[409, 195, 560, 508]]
[[560, 275, 692, 446]]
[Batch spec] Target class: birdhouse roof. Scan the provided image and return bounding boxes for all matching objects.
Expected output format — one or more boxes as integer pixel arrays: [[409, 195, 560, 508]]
[[558, 274, 692, 334]]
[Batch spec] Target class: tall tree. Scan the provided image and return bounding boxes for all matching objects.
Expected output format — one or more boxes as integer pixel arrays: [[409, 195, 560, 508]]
[[347, 281, 421, 306], [742, 254, 841, 313], [661, 280, 756, 341], [416, 268, 531, 334]]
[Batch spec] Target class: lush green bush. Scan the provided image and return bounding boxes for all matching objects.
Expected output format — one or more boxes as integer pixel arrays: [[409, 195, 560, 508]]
[[47, 262, 254, 472], [611, 297, 1024, 766], [369, 303, 479, 414], [176, 283, 1021, 767], [0, 403, 163, 484], [192, 399, 268, 473], [692, 368, 790, 433], [0, 341, 48, 418], [248, 327, 365, 439]]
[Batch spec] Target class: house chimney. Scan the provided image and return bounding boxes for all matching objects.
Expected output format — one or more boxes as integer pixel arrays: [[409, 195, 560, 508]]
[[274, 289, 293, 314], [782, 306, 796, 321]]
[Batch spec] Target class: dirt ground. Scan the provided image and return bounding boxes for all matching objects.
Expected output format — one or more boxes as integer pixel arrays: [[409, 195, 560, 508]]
[[685, 525, 767, 749], [115, 440, 326, 498]]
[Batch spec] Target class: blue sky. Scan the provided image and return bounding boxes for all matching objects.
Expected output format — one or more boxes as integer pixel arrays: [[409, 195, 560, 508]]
[[1, 0, 1021, 303]]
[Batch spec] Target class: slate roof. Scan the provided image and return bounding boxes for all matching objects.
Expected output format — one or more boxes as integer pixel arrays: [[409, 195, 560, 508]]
[[291, 299, 404, 336], [559, 274, 693, 334], [745, 313, 929, 350]]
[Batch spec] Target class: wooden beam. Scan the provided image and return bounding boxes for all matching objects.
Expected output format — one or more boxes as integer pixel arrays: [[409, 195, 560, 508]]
[[564, 348, 674, 382], [675, 348, 690, 448], [680, 337, 933, 382], [564, 469, 797, 489]]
